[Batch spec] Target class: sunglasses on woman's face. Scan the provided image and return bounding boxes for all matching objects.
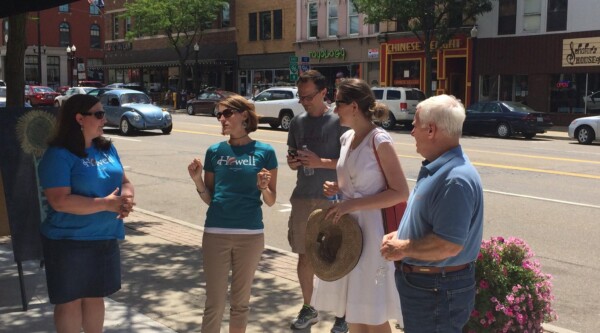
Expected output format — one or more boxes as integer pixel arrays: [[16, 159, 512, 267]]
[[216, 108, 239, 120], [81, 111, 106, 119]]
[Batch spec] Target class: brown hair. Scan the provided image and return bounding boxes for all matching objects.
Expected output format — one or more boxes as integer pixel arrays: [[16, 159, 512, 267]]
[[48, 94, 111, 157], [336, 78, 389, 121], [218, 94, 258, 133], [296, 69, 327, 91]]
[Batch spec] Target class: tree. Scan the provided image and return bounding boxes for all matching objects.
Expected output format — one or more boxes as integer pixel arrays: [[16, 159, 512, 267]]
[[5, 13, 26, 107], [122, 0, 227, 92], [353, 0, 493, 96]]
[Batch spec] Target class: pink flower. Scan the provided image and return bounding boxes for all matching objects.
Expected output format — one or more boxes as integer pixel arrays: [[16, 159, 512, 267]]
[[479, 279, 489, 289]]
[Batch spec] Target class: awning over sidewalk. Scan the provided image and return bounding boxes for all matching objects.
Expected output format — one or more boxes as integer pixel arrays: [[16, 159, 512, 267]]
[[89, 59, 234, 70]]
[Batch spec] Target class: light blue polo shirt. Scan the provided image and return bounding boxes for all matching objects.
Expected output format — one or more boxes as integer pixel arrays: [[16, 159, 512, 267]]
[[397, 145, 483, 267]]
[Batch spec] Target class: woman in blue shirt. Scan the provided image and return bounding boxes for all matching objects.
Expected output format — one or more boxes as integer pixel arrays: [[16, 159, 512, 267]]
[[38, 94, 135, 333], [188, 94, 277, 332]]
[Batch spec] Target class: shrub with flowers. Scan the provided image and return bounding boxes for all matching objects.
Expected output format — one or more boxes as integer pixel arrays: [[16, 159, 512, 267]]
[[465, 237, 557, 333]]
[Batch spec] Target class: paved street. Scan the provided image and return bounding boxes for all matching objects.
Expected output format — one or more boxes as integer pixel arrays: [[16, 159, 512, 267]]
[[101, 112, 599, 333]]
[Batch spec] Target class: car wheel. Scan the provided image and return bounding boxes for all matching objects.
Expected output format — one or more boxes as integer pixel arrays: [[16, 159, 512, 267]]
[[186, 104, 195, 115], [162, 124, 173, 135], [54, 101, 60, 107], [380, 113, 396, 130], [279, 111, 294, 131], [576, 125, 595, 144], [496, 122, 511, 138], [523, 133, 536, 139], [213, 105, 219, 117], [119, 118, 132, 136]]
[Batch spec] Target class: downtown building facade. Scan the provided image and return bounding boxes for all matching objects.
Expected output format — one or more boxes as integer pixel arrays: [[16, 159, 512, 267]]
[[0, 0, 105, 90], [473, 0, 600, 125]]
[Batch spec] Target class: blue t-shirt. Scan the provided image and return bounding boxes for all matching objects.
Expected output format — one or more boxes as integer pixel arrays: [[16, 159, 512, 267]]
[[38, 145, 125, 240], [203, 140, 278, 230], [397, 146, 484, 267]]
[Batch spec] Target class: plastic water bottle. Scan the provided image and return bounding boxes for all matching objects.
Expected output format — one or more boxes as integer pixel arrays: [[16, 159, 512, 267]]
[[302, 145, 314, 176], [327, 193, 341, 204], [375, 263, 388, 286]]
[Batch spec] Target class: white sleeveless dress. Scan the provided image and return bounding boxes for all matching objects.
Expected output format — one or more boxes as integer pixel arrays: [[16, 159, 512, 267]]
[[311, 127, 403, 325]]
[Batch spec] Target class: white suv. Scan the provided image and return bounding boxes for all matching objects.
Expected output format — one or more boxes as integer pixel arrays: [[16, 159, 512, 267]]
[[372, 87, 426, 130], [251, 87, 305, 131]]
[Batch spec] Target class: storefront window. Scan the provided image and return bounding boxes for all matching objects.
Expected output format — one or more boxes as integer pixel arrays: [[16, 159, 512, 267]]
[[549, 73, 600, 114], [391, 60, 421, 88], [500, 75, 514, 101], [47, 56, 60, 89], [481, 75, 499, 101], [25, 55, 38, 84]]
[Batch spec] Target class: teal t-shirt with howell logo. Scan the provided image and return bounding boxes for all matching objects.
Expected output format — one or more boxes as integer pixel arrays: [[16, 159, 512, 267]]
[[203, 140, 278, 230]]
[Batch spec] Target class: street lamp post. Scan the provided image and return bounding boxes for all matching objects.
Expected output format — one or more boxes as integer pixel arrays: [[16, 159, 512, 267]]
[[193, 42, 200, 94], [66, 44, 76, 86], [470, 25, 478, 105]]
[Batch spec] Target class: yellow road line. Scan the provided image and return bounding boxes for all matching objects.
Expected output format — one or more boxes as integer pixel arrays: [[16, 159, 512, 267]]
[[174, 129, 600, 179]]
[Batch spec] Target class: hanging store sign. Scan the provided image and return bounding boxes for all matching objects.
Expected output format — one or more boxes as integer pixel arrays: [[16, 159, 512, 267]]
[[309, 48, 346, 62], [562, 37, 600, 67]]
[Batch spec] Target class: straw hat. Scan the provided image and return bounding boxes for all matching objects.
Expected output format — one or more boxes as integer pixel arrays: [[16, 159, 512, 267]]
[[305, 209, 363, 281]]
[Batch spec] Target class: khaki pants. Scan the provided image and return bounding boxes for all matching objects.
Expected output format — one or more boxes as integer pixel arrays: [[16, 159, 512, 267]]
[[201, 232, 264, 333]]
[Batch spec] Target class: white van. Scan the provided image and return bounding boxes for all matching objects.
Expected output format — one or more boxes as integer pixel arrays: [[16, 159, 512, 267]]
[[372, 87, 425, 129]]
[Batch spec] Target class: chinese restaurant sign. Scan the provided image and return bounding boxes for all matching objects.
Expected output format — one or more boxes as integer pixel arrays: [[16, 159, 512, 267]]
[[563, 37, 600, 67]]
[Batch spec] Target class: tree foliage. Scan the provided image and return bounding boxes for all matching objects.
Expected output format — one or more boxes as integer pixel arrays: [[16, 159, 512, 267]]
[[353, 0, 493, 96], [122, 0, 227, 91]]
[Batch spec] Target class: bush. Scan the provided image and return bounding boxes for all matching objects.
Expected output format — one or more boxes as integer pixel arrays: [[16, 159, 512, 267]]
[[465, 237, 557, 333]]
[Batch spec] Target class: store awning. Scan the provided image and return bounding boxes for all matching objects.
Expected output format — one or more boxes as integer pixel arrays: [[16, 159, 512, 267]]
[[90, 59, 234, 70]]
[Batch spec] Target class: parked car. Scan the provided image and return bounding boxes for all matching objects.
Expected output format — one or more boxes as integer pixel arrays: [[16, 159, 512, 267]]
[[24, 85, 60, 106], [251, 86, 305, 131], [371, 87, 425, 129], [568, 115, 600, 144], [87, 87, 113, 97], [0, 87, 31, 107], [0, 80, 5, 87], [106, 83, 147, 93], [77, 80, 104, 88], [55, 85, 70, 95], [98, 89, 172, 135], [54, 86, 95, 107], [186, 90, 237, 116], [463, 101, 553, 139]]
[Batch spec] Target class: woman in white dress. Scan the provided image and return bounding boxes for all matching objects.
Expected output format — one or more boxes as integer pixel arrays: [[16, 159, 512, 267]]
[[312, 78, 410, 332]]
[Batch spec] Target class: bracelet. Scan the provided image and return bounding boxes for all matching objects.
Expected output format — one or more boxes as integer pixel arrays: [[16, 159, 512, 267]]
[[196, 187, 207, 195]]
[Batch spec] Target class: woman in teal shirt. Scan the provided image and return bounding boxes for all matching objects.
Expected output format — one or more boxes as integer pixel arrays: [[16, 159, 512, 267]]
[[188, 94, 277, 333]]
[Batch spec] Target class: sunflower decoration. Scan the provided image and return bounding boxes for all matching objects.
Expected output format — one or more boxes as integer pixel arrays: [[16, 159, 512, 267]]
[[15, 109, 56, 158]]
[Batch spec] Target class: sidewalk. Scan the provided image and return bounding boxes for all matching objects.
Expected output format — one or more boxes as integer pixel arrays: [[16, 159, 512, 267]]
[[0, 208, 576, 333]]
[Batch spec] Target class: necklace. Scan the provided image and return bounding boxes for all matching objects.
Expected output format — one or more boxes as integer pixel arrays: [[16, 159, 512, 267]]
[[229, 134, 249, 146]]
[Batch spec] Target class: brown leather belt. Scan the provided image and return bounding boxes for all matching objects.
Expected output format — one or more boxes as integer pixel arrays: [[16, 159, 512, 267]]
[[394, 261, 469, 274]]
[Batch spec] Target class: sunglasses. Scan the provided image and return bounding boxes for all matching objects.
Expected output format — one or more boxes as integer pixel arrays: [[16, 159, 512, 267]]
[[81, 111, 106, 119], [335, 100, 351, 107], [216, 108, 239, 120]]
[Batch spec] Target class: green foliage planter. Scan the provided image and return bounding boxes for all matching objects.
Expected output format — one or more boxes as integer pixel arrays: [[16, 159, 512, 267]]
[[466, 237, 557, 333]]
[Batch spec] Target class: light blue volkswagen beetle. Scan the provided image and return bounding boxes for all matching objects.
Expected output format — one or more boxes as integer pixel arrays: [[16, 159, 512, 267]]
[[98, 89, 172, 135]]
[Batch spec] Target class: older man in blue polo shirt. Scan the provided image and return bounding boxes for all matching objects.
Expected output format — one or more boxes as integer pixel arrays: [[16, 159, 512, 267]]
[[380, 94, 484, 333]]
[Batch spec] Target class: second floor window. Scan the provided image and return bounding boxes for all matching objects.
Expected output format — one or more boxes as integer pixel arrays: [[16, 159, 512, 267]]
[[112, 14, 120, 40], [348, 0, 359, 35], [221, 3, 230, 28], [547, 0, 568, 32], [125, 17, 131, 35], [523, 0, 541, 32], [59, 5, 69, 13], [90, 24, 101, 48], [59, 22, 70, 47], [498, 0, 516, 35], [90, 4, 100, 15], [249, 13, 257, 41], [260, 11, 271, 40], [273, 10, 282, 39], [308, 2, 318, 38], [328, 2, 338, 37]]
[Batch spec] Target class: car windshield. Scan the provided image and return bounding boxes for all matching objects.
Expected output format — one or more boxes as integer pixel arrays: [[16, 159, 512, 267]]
[[34, 87, 55, 93], [83, 88, 95, 93], [0, 88, 6, 98], [120, 93, 150, 104], [502, 101, 534, 112]]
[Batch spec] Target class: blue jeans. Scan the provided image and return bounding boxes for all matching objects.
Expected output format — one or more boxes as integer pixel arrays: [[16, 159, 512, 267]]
[[395, 263, 476, 333]]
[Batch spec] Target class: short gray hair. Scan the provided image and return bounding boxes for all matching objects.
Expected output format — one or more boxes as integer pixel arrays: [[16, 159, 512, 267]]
[[416, 94, 465, 138]]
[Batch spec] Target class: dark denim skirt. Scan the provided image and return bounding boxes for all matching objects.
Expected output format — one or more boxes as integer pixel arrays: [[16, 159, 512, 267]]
[[41, 235, 121, 304]]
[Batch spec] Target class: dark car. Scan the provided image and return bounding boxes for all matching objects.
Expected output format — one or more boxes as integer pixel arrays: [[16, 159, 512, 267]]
[[24, 85, 60, 106], [98, 89, 172, 135], [463, 101, 553, 139], [186, 90, 237, 116]]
